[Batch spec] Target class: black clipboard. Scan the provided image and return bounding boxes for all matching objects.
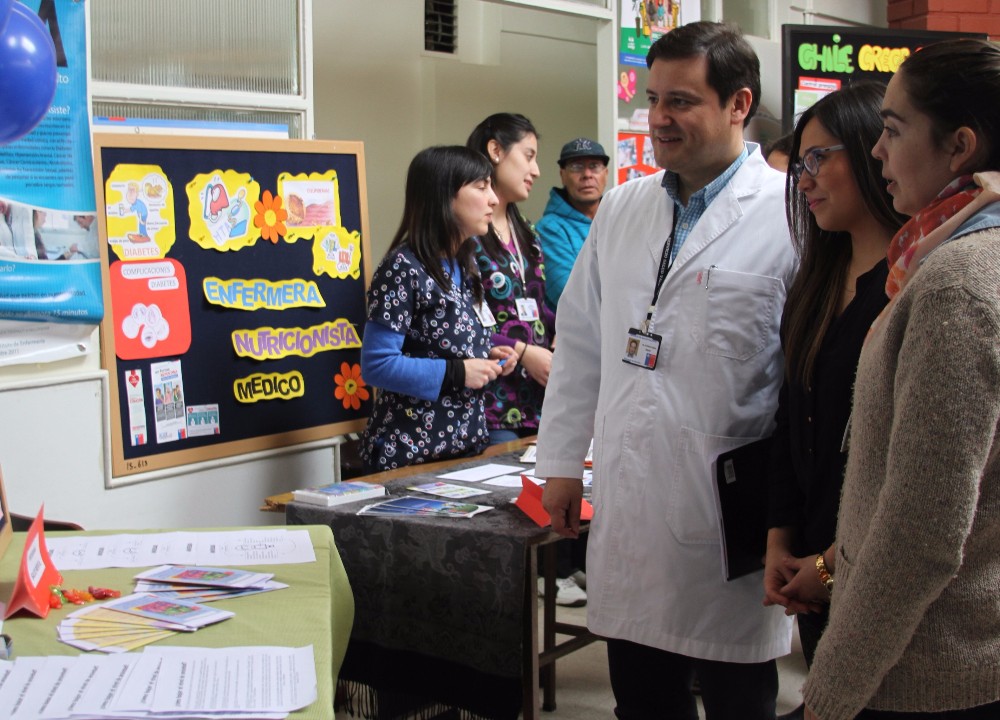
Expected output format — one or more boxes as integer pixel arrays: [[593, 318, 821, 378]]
[[713, 437, 772, 581]]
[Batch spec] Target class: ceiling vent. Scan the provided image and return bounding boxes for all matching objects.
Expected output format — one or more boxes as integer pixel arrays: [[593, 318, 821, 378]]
[[425, 0, 457, 54]]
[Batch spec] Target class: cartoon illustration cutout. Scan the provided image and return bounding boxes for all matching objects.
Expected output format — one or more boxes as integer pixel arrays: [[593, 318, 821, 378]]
[[105, 165, 176, 261], [313, 226, 362, 279], [186, 170, 261, 251]]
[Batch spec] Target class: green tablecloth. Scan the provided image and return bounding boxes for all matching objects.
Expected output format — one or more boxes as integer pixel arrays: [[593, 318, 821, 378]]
[[0, 524, 354, 720]]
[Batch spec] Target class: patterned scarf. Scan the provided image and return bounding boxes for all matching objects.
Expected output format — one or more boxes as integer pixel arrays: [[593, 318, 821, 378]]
[[869, 171, 1000, 340]]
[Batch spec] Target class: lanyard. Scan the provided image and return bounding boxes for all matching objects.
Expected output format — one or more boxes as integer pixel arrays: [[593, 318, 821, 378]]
[[498, 223, 526, 285], [642, 211, 680, 333]]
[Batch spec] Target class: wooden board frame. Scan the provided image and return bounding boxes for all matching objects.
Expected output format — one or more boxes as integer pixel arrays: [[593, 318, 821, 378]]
[[93, 134, 373, 478], [0, 465, 11, 561]]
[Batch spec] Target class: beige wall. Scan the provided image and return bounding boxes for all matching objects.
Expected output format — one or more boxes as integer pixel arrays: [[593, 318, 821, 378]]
[[312, 1, 601, 263]]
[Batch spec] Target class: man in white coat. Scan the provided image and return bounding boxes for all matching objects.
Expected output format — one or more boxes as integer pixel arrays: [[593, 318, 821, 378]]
[[537, 21, 796, 719]]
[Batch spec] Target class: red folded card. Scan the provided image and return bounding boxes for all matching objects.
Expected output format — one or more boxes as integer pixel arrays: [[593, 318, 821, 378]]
[[5, 505, 63, 619], [515, 474, 593, 528]]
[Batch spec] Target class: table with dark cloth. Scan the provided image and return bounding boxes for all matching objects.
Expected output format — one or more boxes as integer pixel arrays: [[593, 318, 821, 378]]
[[284, 449, 595, 720]]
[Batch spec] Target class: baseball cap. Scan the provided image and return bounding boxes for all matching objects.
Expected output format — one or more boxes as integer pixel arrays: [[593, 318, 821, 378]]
[[557, 137, 609, 167]]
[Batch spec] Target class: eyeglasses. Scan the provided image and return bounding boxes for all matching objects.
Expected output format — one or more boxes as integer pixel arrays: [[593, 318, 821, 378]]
[[564, 160, 607, 173], [791, 144, 846, 182]]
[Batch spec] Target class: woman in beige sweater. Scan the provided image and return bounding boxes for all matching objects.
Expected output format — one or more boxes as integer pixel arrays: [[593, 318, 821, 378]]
[[794, 39, 1000, 719]]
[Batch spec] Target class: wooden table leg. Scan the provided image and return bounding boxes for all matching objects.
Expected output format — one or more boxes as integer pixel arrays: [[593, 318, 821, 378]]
[[541, 543, 557, 711], [523, 546, 540, 720]]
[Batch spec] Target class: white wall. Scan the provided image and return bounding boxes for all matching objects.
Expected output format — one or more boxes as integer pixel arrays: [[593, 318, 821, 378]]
[[312, 0, 601, 263]]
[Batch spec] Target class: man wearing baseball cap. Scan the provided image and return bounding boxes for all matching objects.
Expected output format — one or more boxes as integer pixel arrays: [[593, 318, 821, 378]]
[[535, 137, 609, 310]]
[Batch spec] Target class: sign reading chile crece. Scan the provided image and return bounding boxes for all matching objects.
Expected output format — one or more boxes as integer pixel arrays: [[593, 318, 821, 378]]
[[781, 25, 987, 134]]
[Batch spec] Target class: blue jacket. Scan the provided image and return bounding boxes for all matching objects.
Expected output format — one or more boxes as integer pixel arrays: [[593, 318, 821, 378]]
[[535, 187, 593, 310]]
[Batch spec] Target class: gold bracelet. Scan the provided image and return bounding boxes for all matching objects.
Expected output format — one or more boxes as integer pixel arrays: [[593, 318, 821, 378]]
[[816, 553, 834, 593]]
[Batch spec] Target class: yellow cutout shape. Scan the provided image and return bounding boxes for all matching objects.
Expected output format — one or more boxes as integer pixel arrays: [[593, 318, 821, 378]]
[[105, 165, 176, 261], [312, 226, 362, 279], [233, 370, 306, 403], [203, 277, 326, 311], [231, 319, 362, 361], [187, 170, 261, 251], [277, 170, 342, 242]]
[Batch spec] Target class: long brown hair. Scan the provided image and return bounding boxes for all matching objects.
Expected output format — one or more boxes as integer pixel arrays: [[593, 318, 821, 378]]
[[465, 113, 541, 265], [782, 82, 905, 385]]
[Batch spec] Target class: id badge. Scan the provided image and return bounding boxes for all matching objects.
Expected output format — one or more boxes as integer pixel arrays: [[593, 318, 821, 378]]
[[622, 328, 662, 370], [516, 297, 539, 321], [474, 302, 497, 327]]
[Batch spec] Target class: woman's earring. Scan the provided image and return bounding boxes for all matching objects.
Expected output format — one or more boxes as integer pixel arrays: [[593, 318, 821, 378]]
[[493, 156, 499, 162]]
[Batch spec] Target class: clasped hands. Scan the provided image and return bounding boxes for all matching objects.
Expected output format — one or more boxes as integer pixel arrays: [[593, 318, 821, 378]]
[[762, 531, 833, 616]]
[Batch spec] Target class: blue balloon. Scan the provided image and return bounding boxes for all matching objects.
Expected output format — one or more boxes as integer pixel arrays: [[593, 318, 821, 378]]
[[0, 0, 12, 37], [0, 2, 57, 145]]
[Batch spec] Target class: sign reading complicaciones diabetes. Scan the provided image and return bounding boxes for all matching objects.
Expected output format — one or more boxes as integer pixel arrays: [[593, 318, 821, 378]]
[[93, 135, 372, 478]]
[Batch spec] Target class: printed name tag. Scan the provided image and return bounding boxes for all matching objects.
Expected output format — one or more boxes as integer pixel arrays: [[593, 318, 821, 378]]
[[516, 298, 539, 321], [474, 302, 497, 327]]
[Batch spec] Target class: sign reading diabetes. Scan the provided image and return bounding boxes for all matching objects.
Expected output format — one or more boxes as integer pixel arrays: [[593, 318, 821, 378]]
[[781, 25, 986, 134]]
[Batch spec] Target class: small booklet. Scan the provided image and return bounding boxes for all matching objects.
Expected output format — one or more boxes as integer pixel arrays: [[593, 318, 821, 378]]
[[292, 480, 386, 507], [358, 496, 493, 519]]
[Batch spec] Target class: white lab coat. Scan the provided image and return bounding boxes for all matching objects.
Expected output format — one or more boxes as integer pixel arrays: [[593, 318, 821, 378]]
[[536, 146, 796, 662]]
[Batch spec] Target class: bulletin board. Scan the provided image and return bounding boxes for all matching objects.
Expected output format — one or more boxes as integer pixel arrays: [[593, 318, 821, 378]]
[[93, 134, 372, 478], [782, 25, 986, 133]]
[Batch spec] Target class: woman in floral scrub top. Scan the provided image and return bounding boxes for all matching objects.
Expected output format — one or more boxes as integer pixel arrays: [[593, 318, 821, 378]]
[[467, 113, 556, 443], [360, 146, 518, 472]]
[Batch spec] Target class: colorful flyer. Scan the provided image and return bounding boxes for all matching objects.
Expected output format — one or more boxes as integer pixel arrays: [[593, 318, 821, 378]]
[[186, 169, 261, 251], [151, 360, 186, 444], [124, 368, 148, 446], [185, 404, 220, 437]]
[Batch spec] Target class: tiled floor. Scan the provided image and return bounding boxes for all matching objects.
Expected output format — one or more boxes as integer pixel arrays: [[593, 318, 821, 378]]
[[535, 601, 808, 719]]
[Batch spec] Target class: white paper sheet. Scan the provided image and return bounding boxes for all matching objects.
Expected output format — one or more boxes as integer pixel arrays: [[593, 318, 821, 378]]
[[146, 645, 316, 714], [484, 474, 545, 488], [437, 463, 526, 482], [46, 529, 316, 570]]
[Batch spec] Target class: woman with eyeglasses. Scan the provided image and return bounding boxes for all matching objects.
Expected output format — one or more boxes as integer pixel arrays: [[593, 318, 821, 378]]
[[796, 39, 1000, 720], [761, 82, 905, 696], [466, 113, 556, 445]]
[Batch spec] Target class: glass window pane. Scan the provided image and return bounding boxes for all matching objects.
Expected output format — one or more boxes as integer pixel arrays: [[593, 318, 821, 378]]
[[90, 0, 300, 95]]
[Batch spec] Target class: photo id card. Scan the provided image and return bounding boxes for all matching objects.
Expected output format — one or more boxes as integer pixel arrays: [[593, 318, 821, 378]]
[[474, 302, 497, 327], [622, 328, 661, 370], [515, 298, 540, 321]]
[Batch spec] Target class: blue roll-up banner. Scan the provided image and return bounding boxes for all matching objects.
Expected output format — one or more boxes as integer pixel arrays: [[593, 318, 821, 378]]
[[0, 0, 102, 365]]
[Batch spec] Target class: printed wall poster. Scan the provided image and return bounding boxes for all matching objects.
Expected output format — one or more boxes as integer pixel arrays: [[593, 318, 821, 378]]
[[0, 0, 103, 364]]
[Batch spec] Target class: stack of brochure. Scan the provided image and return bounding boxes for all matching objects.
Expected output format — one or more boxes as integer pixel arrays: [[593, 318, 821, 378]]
[[292, 480, 386, 507], [132, 564, 286, 602], [358, 496, 493, 519], [57, 592, 235, 653]]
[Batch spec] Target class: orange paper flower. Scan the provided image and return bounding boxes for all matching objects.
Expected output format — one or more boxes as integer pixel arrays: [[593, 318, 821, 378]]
[[334, 362, 369, 411], [253, 189, 288, 243]]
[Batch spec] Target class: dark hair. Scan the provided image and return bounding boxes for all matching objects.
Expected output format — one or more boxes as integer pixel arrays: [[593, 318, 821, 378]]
[[387, 145, 491, 302], [646, 21, 760, 127], [782, 81, 906, 386], [896, 38, 1000, 172], [465, 112, 540, 265], [764, 133, 794, 161]]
